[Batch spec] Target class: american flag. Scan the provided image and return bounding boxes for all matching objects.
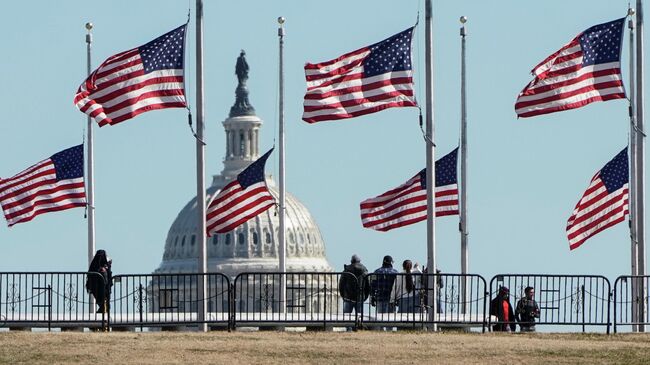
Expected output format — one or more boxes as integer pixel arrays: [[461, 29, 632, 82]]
[[360, 148, 459, 232], [74, 25, 187, 127], [206, 148, 276, 236], [302, 27, 417, 123], [566, 148, 629, 250], [0, 145, 86, 227], [515, 18, 625, 118]]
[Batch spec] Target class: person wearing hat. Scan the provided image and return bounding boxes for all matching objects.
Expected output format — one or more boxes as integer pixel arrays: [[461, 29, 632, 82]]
[[370, 255, 398, 314], [489, 286, 516, 332], [338, 254, 370, 330]]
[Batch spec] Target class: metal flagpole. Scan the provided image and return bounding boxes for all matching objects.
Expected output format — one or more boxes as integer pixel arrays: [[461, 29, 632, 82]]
[[636, 0, 647, 333], [85, 22, 96, 313], [459, 15, 468, 315], [424, 0, 438, 331], [278, 16, 287, 315], [196, 0, 208, 332], [628, 8, 639, 332]]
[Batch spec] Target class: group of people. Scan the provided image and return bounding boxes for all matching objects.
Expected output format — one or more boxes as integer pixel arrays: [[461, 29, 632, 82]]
[[338, 254, 443, 316], [339, 254, 542, 332], [489, 285, 540, 332]]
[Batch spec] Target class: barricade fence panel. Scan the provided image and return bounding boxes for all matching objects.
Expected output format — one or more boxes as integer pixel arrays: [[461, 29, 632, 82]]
[[362, 273, 488, 331], [0, 272, 106, 329], [233, 272, 353, 328], [109, 273, 231, 328], [613, 275, 650, 333], [0, 272, 634, 333], [489, 274, 611, 333]]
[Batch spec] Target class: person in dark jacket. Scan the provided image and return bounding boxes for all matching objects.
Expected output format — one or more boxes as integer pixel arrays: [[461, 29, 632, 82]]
[[86, 249, 112, 313], [489, 286, 516, 332], [516, 286, 540, 332], [338, 254, 370, 315], [370, 255, 398, 313]]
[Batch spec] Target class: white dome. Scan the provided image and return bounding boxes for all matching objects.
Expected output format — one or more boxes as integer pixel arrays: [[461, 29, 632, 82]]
[[155, 51, 332, 277]]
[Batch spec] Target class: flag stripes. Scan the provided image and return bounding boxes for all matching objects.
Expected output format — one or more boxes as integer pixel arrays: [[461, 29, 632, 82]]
[[515, 18, 626, 118], [0, 145, 86, 226], [74, 25, 187, 127]]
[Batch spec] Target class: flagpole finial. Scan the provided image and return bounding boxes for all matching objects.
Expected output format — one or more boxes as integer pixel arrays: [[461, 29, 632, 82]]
[[85, 22, 93, 32], [278, 16, 285, 25], [459, 16, 467, 24], [629, 7, 636, 16]]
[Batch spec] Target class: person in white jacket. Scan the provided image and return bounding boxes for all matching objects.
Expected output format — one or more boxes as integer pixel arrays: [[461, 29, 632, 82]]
[[390, 260, 421, 313]]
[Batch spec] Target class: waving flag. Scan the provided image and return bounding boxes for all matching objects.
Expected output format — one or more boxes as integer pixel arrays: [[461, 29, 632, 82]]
[[361, 148, 458, 232], [206, 148, 276, 235], [515, 18, 625, 118], [302, 27, 417, 123], [74, 25, 187, 127], [0, 145, 86, 226], [566, 148, 629, 250]]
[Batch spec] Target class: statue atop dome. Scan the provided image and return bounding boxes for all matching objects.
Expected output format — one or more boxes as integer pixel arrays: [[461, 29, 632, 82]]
[[230, 50, 256, 117]]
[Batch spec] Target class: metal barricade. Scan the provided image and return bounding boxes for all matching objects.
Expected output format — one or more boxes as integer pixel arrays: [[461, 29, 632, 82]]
[[613, 275, 650, 333], [233, 272, 354, 329], [0, 272, 106, 330], [109, 273, 230, 329], [489, 274, 612, 333], [363, 273, 488, 331]]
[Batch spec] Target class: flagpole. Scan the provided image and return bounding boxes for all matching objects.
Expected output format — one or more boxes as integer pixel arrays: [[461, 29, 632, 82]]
[[195, 0, 208, 332], [277, 16, 287, 315], [628, 8, 639, 332], [85, 22, 96, 314], [636, 0, 647, 333], [459, 15, 469, 315], [424, 0, 438, 331]]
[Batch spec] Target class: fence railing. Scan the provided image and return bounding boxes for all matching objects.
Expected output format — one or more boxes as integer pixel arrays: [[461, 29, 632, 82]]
[[0, 272, 106, 330], [232, 272, 351, 328], [362, 273, 488, 331], [613, 275, 650, 333], [109, 273, 231, 329], [489, 274, 612, 333], [2, 271, 646, 333]]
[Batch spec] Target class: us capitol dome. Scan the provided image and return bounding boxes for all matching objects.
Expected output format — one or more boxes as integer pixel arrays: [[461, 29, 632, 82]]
[[155, 51, 333, 277]]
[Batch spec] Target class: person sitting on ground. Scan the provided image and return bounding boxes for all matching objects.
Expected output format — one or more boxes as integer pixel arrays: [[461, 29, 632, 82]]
[[390, 259, 420, 313], [516, 286, 540, 332], [338, 254, 370, 317], [370, 255, 398, 314], [489, 286, 516, 332]]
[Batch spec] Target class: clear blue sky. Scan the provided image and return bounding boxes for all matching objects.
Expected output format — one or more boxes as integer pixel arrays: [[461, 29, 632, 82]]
[[0, 1, 641, 283]]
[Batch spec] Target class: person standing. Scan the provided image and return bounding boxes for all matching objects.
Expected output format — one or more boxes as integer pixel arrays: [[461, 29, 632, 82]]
[[370, 255, 398, 314], [390, 260, 420, 313], [516, 286, 540, 332], [86, 249, 112, 314], [489, 286, 516, 332], [338, 254, 370, 317]]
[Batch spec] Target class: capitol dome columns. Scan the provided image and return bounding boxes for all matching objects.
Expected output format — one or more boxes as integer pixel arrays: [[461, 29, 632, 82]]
[[214, 50, 264, 186]]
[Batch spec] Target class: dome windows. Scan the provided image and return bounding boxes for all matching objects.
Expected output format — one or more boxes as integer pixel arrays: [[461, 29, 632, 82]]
[[252, 231, 259, 245], [212, 236, 218, 245], [191, 235, 196, 246], [238, 232, 245, 245], [225, 234, 231, 245]]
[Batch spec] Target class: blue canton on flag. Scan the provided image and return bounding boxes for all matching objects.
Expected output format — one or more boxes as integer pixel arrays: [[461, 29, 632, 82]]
[[51, 145, 84, 180], [364, 28, 413, 77], [600, 148, 629, 192], [237, 149, 273, 189], [140, 27, 185, 73], [420, 148, 458, 189], [579, 19, 624, 66]]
